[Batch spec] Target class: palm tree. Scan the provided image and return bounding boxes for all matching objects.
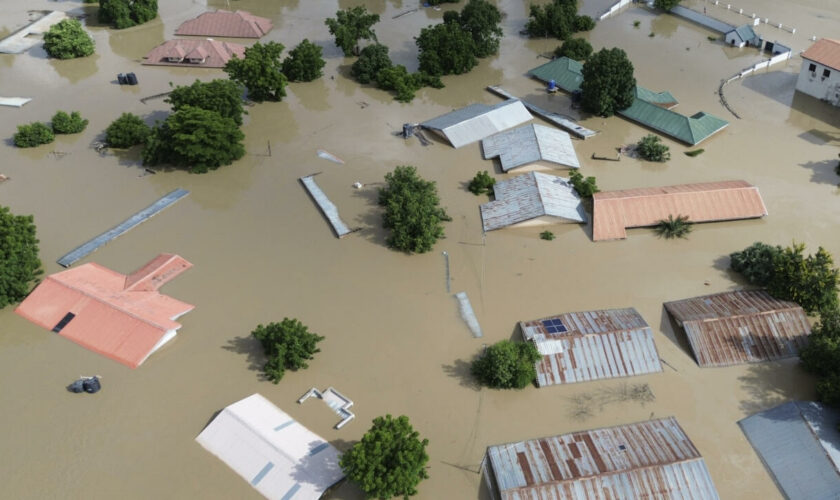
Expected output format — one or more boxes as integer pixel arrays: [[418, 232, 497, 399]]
[[654, 214, 692, 239]]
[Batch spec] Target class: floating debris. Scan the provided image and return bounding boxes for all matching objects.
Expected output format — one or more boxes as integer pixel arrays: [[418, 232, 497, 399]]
[[67, 376, 101, 394], [352, 181, 363, 189], [298, 387, 355, 429], [316, 149, 344, 164], [299, 174, 354, 238], [0, 97, 32, 107], [455, 292, 483, 338], [0, 174, 8, 183]]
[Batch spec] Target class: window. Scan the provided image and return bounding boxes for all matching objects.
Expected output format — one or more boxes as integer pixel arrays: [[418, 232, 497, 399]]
[[823, 68, 831, 78], [52, 312, 75, 333], [808, 63, 816, 72]]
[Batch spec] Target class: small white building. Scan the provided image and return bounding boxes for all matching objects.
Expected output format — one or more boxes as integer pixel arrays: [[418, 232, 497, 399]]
[[724, 24, 761, 48], [795, 38, 840, 106]]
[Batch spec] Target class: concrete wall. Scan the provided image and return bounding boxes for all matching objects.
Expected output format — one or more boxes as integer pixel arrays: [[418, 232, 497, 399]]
[[724, 31, 747, 48], [670, 5, 734, 34], [796, 60, 840, 106], [598, 0, 634, 20]]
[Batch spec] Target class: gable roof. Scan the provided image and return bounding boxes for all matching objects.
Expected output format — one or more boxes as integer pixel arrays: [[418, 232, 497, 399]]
[[801, 38, 840, 71], [520, 308, 662, 386], [15, 254, 194, 368], [175, 10, 272, 38], [421, 100, 532, 148], [592, 180, 768, 241], [143, 39, 246, 68], [528, 57, 584, 93], [482, 124, 581, 172], [728, 24, 759, 43], [487, 417, 720, 500], [196, 394, 345, 500], [480, 172, 587, 231], [664, 290, 811, 367], [739, 401, 840, 500]]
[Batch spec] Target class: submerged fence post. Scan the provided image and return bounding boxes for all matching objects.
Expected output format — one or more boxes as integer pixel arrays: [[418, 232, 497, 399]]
[[442, 251, 450, 293]]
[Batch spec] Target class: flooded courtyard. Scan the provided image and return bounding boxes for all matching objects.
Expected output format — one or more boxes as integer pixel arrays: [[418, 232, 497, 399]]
[[1, 0, 839, 498]]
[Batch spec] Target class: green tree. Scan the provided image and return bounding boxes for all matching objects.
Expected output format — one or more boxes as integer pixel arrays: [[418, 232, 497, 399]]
[[458, 0, 503, 58], [729, 242, 780, 286], [378, 166, 451, 253], [471, 340, 541, 389], [416, 21, 477, 76], [43, 19, 94, 59], [105, 113, 151, 148], [251, 318, 324, 383], [281, 39, 326, 82], [580, 47, 636, 117], [142, 106, 245, 174], [351, 44, 393, 84], [568, 170, 599, 198], [166, 79, 245, 126], [0, 206, 42, 309], [14, 123, 55, 148], [801, 311, 840, 377], [468, 170, 496, 196], [98, 0, 157, 29], [636, 134, 670, 162], [224, 42, 288, 103], [654, 214, 692, 239], [554, 37, 593, 61], [325, 6, 380, 57], [340, 415, 430, 499], [526, 0, 578, 39], [574, 15, 595, 32], [654, 0, 681, 11], [51, 111, 88, 134]]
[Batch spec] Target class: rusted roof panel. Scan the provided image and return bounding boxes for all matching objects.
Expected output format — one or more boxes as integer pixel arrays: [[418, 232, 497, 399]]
[[487, 417, 720, 500], [176, 10, 272, 38], [592, 180, 768, 241], [520, 308, 662, 386], [664, 290, 811, 367], [801, 38, 840, 71]]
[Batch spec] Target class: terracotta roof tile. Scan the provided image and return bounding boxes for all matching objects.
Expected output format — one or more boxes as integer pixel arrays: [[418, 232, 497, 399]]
[[143, 39, 246, 68], [801, 39, 840, 71], [175, 10, 272, 38]]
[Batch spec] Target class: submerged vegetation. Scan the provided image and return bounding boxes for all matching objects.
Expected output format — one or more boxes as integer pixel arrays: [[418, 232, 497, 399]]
[[251, 318, 324, 383], [568, 170, 600, 198], [13, 122, 54, 148], [554, 37, 593, 61], [685, 149, 705, 157], [98, 0, 157, 29], [468, 170, 496, 196], [325, 6, 380, 57], [43, 19, 94, 59], [527, 0, 595, 39], [580, 47, 636, 117], [540, 230, 556, 241], [224, 42, 288, 103], [105, 113, 151, 148], [51, 111, 88, 135], [471, 340, 541, 389], [654, 215, 692, 239], [379, 166, 451, 253], [637, 134, 671, 162], [0, 206, 42, 309]]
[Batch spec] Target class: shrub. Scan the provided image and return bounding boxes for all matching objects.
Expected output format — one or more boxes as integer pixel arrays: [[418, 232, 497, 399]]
[[43, 19, 94, 59], [468, 170, 496, 196], [251, 318, 324, 383], [0, 206, 42, 308], [654, 214, 692, 239], [351, 44, 392, 84], [378, 166, 451, 253], [51, 111, 88, 134], [654, 0, 681, 11], [99, 0, 157, 29], [554, 37, 593, 61], [633, 20, 641, 28], [471, 340, 541, 389], [105, 113, 151, 148], [166, 79, 245, 126], [574, 15, 595, 32], [685, 149, 704, 157], [540, 231, 555, 241], [281, 39, 326, 82], [568, 170, 599, 198], [14, 122, 55, 148], [636, 134, 670, 162]]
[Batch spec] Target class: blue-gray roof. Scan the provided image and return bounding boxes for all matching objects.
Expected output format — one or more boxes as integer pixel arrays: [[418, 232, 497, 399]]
[[739, 401, 840, 500], [730, 24, 759, 43]]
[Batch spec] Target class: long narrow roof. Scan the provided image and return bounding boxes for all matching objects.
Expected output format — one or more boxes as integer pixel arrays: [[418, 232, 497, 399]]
[[143, 39, 246, 68], [176, 10, 272, 38], [520, 308, 662, 386], [420, 100, 532, 148], [801, 38, 840, 71], [592, 180, 768, 241], [664, 290, 811, 367], [196, 394, 345, 500], [482, 124, 581, 172], [739, 401, 840, 500], [487, 417, 720, 500], [15, 254, 194, 368], [480, 172, 587, 232]]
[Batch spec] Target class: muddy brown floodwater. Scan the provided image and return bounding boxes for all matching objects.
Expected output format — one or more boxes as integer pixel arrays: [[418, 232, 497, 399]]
[[1, 0, 839, 498]]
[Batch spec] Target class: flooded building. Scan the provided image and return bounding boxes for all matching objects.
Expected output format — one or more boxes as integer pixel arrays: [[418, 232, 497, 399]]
[[724, 24, 761, 48], [15, 254, 194, 368], [591, 180, 768, 241], [664, 290, 811, 367], [0, 11, 68, 54], [420, 100, 532, 148], [142, 39, 246, 68], [519, 308, 662, 386], [795, 38, 840, 106], [739, 401, 840, 500], [196, 394, 344, 500], [481, 124, 581, 172], [175, 10, 272, 38], [485, 416, 720, 499], [479, 171, 587, 232]]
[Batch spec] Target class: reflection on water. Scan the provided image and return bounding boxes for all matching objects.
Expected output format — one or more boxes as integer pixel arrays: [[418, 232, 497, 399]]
[[106, 18, 164, 61], [48, 53, 100, 84]]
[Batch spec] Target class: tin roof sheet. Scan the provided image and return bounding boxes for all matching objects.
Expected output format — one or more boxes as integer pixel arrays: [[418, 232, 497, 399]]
[[664, 290, 811, 367], [528, 57, 584, 92], [739, 401, 840, 500], [299, 175, 352, 238], [176, 10, 272, 38], [520, 308, 663, 386], [487, 416, 720, 500], [143, 40, 246, 68], [801, 38, 840, 71], [592, 180, 768, 241], [480, 172, 587, 231], [482, 124, 581, 172], [421, 100, 533, 148], [617, 99, 728, 145]]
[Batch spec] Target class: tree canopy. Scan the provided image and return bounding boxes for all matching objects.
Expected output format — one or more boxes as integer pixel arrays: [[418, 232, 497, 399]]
[[224, 42, 288, 102], [105, 112, 151, 148], [636, 134, 670, 162], [325, 6, 380, 56], [281, 39, 326, 82], [471, 340, 541, 389], [43, 19, 95, 59], [580, 47, 636, 116], [0, 206, 42, 309], [166, 79, 245, 126], [378, 166, 451, 253], [51, 111, 88, 134], [14, 122, 54, 148], [654, 0, 682, 11], [351, 44, 393, 84], [339, 414, 430, 499], [98, 0, 157, 29], [457, 0, 503, 58], [468, 170, 496, 196], [417, 21, 477, 76], [568, 170, 599, 198], [251, 318, 324, 383], [527, 0, 589, 39], [554, 37, 593, 61]]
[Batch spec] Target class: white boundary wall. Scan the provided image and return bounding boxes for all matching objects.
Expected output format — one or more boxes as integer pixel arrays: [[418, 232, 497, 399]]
[[599, 0, 634, 20]]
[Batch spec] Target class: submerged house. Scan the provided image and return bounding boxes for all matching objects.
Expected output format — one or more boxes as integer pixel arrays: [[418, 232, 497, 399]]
[[725, 24, 761, 48], [420, 99, 532, 148], [15, 254, 194, 368], [143, 39, 246, 68], [592, 180, 768, 241], [481, 123, 580, 172], [519, 308, 662, 386], [175, 10, 272, 38], [197, 394, 344, 500], [796, 38, 840, 106], [664, 290, 811, 367], [485, 417, 720, 500], [479, 171, 587, 232]]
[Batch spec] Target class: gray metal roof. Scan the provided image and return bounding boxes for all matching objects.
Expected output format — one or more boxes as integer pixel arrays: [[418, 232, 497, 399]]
[[482, 124, 581, 172], [480, 172, 587, 232], [486, 416, 720, 500], [420, 100, 532, 148], [520, 308, 663, 386], [739, 401, 840, 500], [299, 175, 352, 238]]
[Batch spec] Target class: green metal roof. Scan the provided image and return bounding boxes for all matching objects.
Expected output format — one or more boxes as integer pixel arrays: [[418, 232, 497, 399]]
[[528, 57, 583, 92], [634, 86, 678, 107]]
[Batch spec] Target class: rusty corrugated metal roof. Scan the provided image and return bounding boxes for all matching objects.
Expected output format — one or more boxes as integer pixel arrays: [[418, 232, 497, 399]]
[[520, 308, 662, 386], [143, 40, 246, 68], [592, 180, 768, 241], [801, 38, 840, 71], [175, 10, 272, 38], [486, 416, 720, 500], [664, 290, 811, 367]]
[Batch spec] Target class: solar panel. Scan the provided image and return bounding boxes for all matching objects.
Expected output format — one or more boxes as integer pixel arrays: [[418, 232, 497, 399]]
[[542, 320, 554, 329], [546, 326, 558, 334]]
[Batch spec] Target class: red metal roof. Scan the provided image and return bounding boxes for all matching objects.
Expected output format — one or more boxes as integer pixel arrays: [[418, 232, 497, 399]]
[[143, 40, 246, 68], [664, 290, 811, 367], [175, 10, 272, 38], [801, 39, 840, 71], [592, 180, 768, 241], [15, 254, 194, 368]]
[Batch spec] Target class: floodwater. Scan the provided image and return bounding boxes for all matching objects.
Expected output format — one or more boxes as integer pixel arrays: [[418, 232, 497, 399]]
[[1, 0, 839, 498]]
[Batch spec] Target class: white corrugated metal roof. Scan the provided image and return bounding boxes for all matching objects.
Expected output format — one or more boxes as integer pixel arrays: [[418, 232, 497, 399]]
[[421, 100, 532, 148], [482, 124, 581, 172], [480, 172, 587, 231], [196, 394, 345, 500]]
